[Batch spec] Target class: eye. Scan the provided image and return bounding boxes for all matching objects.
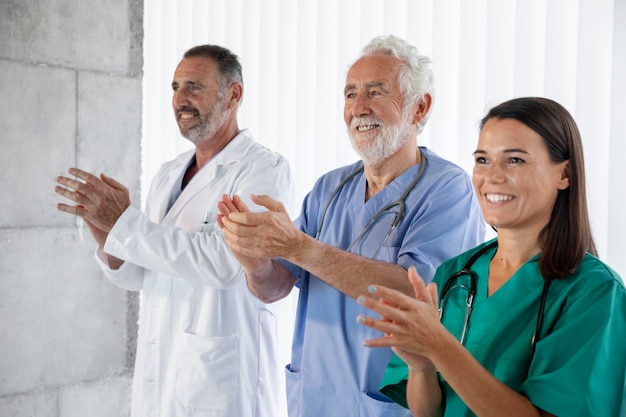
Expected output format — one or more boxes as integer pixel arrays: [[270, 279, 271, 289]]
[[474, 156, 487, 164], [345, 92, 356, 100], [507, 157, 525, 164], [368, 89, 382, 97]]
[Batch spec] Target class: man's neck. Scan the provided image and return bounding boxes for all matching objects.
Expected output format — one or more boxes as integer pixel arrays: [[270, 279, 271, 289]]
[[363, 141, 420, 200]]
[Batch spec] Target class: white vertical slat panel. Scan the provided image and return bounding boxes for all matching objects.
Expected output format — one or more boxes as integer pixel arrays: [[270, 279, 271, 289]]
[[358, 0, 386, 47], [575, 0, 615, 260], [191, 0, 210, 41], [456, 0, 488, 173], [484, 0, 516, 108], [608, 0, 626, 280], [176, 1, 193, 50], [429, 0, 462, 162], [334, 0, 364, 177], [292, 1, 319, 196], [513, 0, 547, 96], [544, 0, 579, 107], [275, 0, 299, 172], [405, 0, 435, 148], [383, 0, 409, 36], [254, 0, 280, 151], [205, 0, 227, 45], [315, 0, 341, 177], [224, 0, 244, 51], [238, 0, 262, 138], [405, 0, 434, 56]]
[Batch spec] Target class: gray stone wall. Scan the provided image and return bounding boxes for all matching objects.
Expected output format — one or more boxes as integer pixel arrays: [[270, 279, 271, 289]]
[[0, 0, 143, 415]]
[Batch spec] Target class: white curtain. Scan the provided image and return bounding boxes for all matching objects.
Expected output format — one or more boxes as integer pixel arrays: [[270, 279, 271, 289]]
[[143, 1, 624, 414]]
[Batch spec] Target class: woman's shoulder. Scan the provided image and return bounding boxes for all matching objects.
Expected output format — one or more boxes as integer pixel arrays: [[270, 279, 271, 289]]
[[564, 253, 625, 292]]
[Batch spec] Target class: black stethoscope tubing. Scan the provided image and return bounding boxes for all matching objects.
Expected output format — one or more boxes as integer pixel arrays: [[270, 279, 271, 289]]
[[440, 240, 550, 368]]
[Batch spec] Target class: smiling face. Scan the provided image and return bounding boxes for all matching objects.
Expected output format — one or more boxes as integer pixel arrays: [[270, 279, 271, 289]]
[[472, 117, 570, 235], [343, 54, 416, 165], [171, 56, 230, 145]]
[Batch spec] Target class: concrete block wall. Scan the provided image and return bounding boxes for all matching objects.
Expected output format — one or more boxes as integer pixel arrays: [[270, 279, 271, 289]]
[[0, 0, 143, 415]]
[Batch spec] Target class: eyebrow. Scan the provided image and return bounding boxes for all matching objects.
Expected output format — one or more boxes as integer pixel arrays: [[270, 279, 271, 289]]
[[343, 81, 387, 95], [171, 80, 204, 88], [473, 148, 530, 155]]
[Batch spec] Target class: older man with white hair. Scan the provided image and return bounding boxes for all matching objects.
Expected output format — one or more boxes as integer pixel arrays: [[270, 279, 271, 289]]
[[218, 35, 485, 417]]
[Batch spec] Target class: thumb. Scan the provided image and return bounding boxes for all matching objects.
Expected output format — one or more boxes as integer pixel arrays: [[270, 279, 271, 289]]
[[250, 194, 286, 213], [426, 282, 439, 309], [407, 266, 428, 301]]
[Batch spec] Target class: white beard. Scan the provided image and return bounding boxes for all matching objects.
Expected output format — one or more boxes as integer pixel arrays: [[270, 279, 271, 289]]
[[348, 110, 414, 165]]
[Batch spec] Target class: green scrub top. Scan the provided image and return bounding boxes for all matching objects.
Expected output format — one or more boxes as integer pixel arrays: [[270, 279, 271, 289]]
[[380, 239, 626, 416]]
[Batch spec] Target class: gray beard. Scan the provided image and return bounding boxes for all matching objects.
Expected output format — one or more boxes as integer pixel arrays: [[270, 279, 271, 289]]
[[183, 100, 230, 145]]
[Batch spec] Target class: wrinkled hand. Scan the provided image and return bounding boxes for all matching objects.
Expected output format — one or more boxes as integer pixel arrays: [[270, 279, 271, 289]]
[[217, 194, 269, 272], [55, 168, 131, 234], [218, 194, 302, 259], [357, 267, 442, 371]]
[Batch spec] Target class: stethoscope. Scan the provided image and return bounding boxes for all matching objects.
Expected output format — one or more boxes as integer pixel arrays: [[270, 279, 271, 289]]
[[315, 150, 427, 258], [439, 240, 551, 367]]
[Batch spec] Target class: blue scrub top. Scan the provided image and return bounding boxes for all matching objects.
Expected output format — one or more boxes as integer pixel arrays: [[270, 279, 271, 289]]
[[280, 147, 486, 417]]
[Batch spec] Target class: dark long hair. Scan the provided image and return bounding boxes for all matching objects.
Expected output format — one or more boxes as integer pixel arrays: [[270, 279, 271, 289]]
[[480, 97, 597, 279]]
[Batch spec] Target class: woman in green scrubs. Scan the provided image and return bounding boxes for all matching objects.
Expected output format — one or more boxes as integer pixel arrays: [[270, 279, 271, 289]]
[[356, 97, 626, 417]]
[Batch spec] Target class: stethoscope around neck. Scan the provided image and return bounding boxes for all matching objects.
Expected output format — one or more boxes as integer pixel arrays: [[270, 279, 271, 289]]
[[439, 240, 551, 369], [315, 150, 428, 258]]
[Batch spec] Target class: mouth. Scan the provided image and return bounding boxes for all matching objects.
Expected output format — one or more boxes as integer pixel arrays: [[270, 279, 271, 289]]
[[485, 193, 514, 203], [177, 108, 199, 122], [356, 123, 380, 132], [351, 117, 382, 133]]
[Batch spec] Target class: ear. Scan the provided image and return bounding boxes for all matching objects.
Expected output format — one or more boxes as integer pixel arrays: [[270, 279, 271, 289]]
[[556, 160, 570, 190], [411, 93, 432, 125], [227, 82, 243, 109]]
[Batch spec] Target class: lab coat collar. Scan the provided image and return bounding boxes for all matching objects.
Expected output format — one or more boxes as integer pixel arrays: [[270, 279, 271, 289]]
[[162, 130, 253, 222]]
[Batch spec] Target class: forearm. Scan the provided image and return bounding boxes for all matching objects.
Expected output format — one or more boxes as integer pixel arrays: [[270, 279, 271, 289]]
[[407, 364, 444, 417], [106, 208, 249, 288], [431, 336, 551, 417], [287, 233, 413, 299], [244, 259, 296, 303]]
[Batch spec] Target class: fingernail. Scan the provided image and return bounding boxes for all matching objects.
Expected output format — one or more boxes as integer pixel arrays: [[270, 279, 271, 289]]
[[356, 315, 365, 323], [356, 296, 366, 305], [362, 341, 370, 347], [368, 285, 377, 293]]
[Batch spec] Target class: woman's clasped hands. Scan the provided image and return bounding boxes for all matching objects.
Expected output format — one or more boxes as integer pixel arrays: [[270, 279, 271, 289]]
[[357, 266, 448, 372]]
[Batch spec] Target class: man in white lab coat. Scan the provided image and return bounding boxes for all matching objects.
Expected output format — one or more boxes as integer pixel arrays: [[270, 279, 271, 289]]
[[55, 44, 294, 417]]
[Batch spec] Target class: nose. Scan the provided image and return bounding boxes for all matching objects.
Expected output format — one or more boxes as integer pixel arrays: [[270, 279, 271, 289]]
[[483, 162, 506, 184], [172, 89, 190, 109], [349, 93, 371, 117]]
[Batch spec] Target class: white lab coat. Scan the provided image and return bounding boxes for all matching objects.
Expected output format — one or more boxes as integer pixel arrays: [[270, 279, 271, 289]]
[[96, 130, 295, 417]]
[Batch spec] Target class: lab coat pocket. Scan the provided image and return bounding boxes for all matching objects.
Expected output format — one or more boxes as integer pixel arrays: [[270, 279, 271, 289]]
[[175, 332, 239, 412]]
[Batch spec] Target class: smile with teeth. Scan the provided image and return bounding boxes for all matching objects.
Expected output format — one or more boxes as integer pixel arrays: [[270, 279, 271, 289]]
[[486, 193, 514, 203], [357, 124, 379, 132], [179, 112, 197, 120]]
